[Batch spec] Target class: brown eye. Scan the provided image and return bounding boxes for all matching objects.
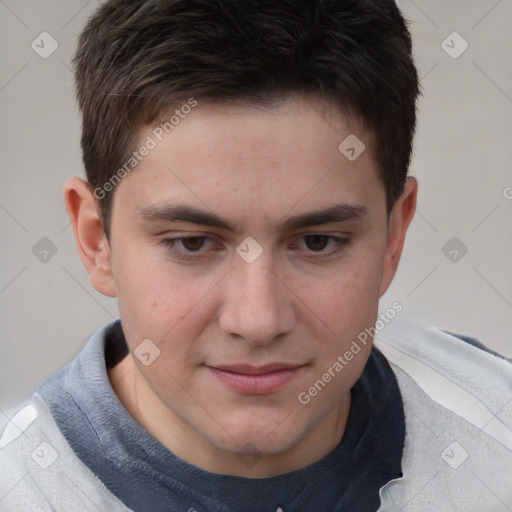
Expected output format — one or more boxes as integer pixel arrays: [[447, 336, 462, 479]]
[[304, 235, 330, 251], [180, 237, 206, 251], [161, 235, 222, 262]]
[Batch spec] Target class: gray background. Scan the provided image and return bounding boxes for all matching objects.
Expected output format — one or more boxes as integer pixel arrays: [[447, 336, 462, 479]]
[[1, 0, 511, 428]]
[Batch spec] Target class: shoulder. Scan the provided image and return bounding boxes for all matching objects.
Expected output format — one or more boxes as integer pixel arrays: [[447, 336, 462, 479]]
[[374, 316, 512, 511], [0, 395, 132, 512], [0, 403, 51, 510], [375, 315, 512, 427]]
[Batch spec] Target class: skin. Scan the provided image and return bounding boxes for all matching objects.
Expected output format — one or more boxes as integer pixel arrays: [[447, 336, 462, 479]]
[[64, 95, 417, 478]]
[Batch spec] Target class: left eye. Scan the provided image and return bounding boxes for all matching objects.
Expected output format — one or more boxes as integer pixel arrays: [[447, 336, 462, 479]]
[[296, 235, 345, 252]]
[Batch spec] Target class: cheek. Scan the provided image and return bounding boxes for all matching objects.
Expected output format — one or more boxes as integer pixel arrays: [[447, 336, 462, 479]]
[[113, 251, 216, 348], [298, 252, 383, 329], [291, 251, 384, 380]]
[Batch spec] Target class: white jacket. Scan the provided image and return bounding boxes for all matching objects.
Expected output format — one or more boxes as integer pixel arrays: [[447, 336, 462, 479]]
[[1, 316, 511, 511]]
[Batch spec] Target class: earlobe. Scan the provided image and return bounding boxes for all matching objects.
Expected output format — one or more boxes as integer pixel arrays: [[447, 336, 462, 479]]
[[378, 177, 417, 297], [63, 177, 117, 298]]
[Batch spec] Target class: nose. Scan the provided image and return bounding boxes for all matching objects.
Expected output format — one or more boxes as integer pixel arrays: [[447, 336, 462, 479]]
[[218, 253, 296, 346]]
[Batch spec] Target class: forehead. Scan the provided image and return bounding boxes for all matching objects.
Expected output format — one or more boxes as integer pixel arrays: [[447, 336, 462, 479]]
[[113, 95, 384, 225], [148, 96, 369, 164]]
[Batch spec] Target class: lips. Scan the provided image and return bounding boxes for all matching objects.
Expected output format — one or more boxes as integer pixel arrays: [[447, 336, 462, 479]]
[[206, 363, 305, 394]]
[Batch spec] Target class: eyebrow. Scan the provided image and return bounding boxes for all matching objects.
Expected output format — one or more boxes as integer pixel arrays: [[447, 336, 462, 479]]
[[137, 202, 368, 233]]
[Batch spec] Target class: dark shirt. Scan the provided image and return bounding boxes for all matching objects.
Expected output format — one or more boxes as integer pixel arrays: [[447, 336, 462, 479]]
[[37, 320, 405, 512]]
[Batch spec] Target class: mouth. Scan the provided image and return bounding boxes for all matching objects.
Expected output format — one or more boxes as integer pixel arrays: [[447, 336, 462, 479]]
[[205, 363, 306, 394]]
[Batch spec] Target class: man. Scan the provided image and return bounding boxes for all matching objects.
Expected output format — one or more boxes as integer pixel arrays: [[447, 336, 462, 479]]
[[1, 1, 510, 511]]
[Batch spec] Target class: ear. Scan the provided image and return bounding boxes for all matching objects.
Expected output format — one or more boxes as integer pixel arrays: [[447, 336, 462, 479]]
[[378, 177, 417, 297], [63, 177, 117, 298]]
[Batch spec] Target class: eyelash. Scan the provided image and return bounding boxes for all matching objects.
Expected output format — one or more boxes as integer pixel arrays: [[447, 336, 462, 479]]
[[160, 235, 351, 261]]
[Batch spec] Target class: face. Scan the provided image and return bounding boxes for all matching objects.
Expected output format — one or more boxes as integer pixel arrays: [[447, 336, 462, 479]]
[[94, 96, 409, 464]]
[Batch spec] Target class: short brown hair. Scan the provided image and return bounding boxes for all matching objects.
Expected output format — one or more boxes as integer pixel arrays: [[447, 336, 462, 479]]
[[74, 0, 420, 237]]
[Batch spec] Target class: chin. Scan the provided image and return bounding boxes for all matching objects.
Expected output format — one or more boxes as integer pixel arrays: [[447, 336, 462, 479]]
[[203, 410, 308, 456]]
